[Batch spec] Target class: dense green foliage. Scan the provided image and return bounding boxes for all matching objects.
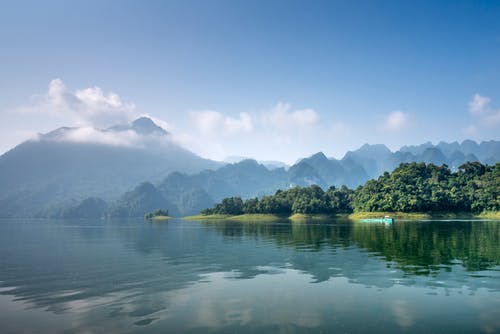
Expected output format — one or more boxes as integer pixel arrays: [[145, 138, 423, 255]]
[[201, 185, 354, 215], [202, 162, 499, 215], [353, 161, 499, 213], [144, 208, 169, 220]]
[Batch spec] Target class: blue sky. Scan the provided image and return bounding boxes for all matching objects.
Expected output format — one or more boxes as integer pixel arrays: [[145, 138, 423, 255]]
[[0, 0, 499, 163]]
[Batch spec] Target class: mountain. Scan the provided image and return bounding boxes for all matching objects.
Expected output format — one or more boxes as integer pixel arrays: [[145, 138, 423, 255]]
[[140, 159, 290, 216], [60, 197, 108, 219], [419, 147, 448, 166], [155, 172, 215, 216], [108, 182, 179, 217], [400, 141, 434, 156], [348, 140, 500, 176], [0, 117, 221, 217], [224, 156, 289, 170], [260, 160, 289, 170], [151, 152, 369, 216], [295, 152, 369, 188], [400, 140, 500, 168], [343, 144, 399, 179], [435, 141, 461, 157], [1, 130, 498, 218], [103, 117, 168, 136], [158, 159, 288, 212], [288, 160, 327, 188], [141, 140, 500, 217]]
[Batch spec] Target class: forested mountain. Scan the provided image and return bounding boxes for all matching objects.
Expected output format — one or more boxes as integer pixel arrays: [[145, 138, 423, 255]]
[[296, 152, 369, 188], [113, 140, 499, 217], [203, 162, 499, 216], [0, 117, 221, 217], [107, 182, 180, 217], [0, 128, 498, 218]]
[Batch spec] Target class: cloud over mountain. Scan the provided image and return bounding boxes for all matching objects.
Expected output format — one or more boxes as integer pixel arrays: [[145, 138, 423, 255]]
[[39, 117, 175, 149], [21, 79, 136, 128]]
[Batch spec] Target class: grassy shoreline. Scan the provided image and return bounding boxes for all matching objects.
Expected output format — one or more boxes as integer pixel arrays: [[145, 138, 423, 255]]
[[348, 212, 431, 219], [183, 211, 499, 221], [478, 211, 500, 219], [183, 214, 285, 221], [146, 215, 171, 221]]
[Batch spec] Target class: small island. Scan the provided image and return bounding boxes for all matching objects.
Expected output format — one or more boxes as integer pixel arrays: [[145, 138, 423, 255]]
[[192, 162, 499, 221], [144, 208, 170, 221]]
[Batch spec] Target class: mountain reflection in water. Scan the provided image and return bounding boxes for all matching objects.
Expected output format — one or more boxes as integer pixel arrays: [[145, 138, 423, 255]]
[[0, 218, 499, 333]]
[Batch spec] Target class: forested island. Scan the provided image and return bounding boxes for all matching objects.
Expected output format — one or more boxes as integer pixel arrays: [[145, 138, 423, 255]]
[[144, 209, 170, 221], [198, 162, 499, 219]]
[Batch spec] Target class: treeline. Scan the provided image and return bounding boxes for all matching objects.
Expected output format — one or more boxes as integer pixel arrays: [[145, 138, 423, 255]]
[[201, 162, 499, 215], [144, 208, 169, 220]]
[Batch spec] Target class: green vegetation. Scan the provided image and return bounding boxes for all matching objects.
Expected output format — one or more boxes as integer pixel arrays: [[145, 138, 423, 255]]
[[352, 161, 498, 213], [226, 214, 286, 221], [144, 208, 170, 220], [200, 162, 499, 218], [201, 185, 354, 216]]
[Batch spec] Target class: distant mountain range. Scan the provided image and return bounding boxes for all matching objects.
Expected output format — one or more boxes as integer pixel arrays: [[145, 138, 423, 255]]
[[0, 117, 221, 217], [0, 117, 498, 218]]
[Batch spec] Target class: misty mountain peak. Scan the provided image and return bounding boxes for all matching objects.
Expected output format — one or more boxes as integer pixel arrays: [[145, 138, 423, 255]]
[[359, 143, 391, 154], [42, 127, 78, 140], [131, 117, 168, 136], [239, 158, 259, 164], [309, 152, 329, 162], [345, 144, 392, 161]]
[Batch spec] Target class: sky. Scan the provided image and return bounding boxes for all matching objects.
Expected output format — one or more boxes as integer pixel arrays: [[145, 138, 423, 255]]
[[0, 0, 499, 164]]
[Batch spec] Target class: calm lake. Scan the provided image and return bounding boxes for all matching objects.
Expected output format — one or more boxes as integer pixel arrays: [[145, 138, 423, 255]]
[[1, 218, 499, 333]]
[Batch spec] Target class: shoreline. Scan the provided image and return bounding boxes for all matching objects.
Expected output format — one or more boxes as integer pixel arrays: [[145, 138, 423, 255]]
[[183, 211, 500, 221], [146, 215, 171, 221]]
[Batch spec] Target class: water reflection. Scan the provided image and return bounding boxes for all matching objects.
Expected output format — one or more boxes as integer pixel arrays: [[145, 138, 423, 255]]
[[204, 218, 500, 275], [0, 218, 499, 333]]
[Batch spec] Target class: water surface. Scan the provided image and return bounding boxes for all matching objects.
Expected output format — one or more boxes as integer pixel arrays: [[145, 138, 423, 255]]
[[0, 218, 499, 333]]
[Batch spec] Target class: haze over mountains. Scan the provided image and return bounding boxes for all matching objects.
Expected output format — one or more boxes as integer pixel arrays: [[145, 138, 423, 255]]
[[0, 117, 498, 218], [0, 117, 221, 217]]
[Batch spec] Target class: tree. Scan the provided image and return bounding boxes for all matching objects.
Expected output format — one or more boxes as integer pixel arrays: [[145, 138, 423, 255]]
[[200, 162, 499, 216]]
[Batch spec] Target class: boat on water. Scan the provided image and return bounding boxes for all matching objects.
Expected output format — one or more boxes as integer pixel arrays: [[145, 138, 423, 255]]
[[360, 216, 394, 224]]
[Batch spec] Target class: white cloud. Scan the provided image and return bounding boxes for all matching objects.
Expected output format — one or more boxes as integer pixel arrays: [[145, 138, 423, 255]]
[[467, 93, 500, 128], [468, 94, 490, 114], [139, 113, 175, 133], [380, 111, 409, 131], [225, 112, 253, 134], [7, 79, 189, 150], [262, 102, 318, 129], [191, 110, 253, 136], [58, 127, 142, 147], [183, 103, 330, 163], [20, 78, 136, 128], [5, 80, 356, 163]]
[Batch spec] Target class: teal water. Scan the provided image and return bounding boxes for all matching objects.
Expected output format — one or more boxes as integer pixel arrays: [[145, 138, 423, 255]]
[[0, 218, 499, 333]]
